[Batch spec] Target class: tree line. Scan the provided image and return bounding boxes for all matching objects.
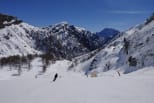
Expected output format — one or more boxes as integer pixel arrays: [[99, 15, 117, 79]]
[[0, 53, 55, 76]]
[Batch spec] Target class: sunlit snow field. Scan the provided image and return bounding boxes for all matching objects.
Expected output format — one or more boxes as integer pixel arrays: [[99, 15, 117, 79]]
[[0, 59, 154, 103]]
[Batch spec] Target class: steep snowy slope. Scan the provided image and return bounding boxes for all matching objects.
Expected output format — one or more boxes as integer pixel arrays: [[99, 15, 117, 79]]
[[0, 22, 43, 57], [71, 18, 154, 75]]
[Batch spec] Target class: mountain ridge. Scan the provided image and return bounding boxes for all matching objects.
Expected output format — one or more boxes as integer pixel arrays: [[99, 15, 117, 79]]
[[0, 13, 105, 59], [70, 17, 154, 74]]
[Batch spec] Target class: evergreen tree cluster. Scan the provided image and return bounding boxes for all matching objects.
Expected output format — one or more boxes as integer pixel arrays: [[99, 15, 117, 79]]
[[0, 13, 22, 29], [123, 38, 129, 55], [0, 54, 34, 70], [128, 56, 137, 66], [145, 13, 154, 25], [0, 53, 55, 76]]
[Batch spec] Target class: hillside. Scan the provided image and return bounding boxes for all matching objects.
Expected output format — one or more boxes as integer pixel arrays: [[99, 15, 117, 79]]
[[70, 17, 154, 75]]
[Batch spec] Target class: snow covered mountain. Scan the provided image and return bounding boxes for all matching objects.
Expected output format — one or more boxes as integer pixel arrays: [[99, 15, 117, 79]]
[[0, 13, 154, 103], [0, 13, 104, 59], [40, 22, 104, 59], [71, 15, 154, 74], [1, 13, 154, 75], [96, 28, 120, 41], [0, 17, 42, 57]]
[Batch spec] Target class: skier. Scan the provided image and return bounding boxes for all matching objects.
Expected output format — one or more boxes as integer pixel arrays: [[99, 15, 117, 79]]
[[53, 73, 58, 82]]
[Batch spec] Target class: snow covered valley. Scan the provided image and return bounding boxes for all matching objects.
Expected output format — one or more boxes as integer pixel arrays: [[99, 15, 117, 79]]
[[0, 13, 154, 103]]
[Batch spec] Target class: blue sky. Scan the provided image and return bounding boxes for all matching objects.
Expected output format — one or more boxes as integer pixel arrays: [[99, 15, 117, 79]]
[[0, 0, 154, 32]]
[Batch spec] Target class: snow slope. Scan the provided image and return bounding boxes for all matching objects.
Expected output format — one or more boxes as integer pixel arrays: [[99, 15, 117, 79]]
[[0, 22, 42, 57], [71, 19, 154, 75], [0, 59, 154, 103]]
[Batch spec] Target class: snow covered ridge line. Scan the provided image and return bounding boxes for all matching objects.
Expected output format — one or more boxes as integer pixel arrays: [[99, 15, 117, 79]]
[[0, 13, 106, 59]]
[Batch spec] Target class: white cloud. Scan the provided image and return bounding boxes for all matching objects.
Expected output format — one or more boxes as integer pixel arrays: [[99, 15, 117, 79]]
[[108, 10, 151, 14]]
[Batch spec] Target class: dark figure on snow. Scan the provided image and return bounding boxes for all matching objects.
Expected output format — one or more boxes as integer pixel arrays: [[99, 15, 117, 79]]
[[53, 73, 58, 82], [123, 38, 129, 55]]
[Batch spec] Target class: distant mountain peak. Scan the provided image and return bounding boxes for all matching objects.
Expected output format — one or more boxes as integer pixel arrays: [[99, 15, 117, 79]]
[[98, 28, 120, 36], [96, 28, 120, 43], [53, 21, 69, 27]]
